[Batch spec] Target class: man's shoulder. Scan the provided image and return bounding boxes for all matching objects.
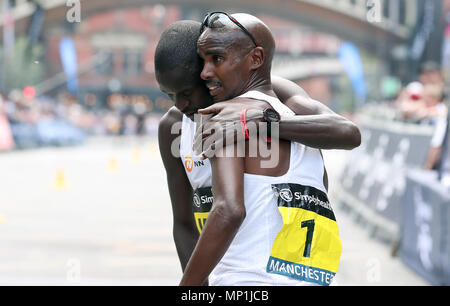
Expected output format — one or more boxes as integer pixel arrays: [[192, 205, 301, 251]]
[[159, 106, 183, 133], [158, 106, 183, 150], [160, 106, 183, 124], [158, 107, 184, 165]]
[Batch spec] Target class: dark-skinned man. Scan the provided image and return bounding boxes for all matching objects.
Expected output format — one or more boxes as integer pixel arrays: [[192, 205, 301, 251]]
[[155, 17, 360, 286]]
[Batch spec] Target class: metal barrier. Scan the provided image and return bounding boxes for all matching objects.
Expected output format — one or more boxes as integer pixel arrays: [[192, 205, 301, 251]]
[[335, 115, 434, 235], [8, 120, 85, 150], [333, 114, 450, 284], [401, 169, 450, 285]]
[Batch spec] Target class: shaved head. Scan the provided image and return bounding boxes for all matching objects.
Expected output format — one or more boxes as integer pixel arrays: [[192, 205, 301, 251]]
[[230, 13, 275, 64], [197, 12, 276, 101], [200, 13, 275, 72]]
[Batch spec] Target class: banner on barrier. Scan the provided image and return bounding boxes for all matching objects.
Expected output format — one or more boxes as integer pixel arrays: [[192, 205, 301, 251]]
[[401, 169, 449, 285], [338, 118, 433, 224]]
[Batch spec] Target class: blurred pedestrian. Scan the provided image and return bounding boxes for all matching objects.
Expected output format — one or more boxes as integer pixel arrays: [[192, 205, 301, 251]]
[[395, 81, 425, 122], [422, 83, 448, 170]]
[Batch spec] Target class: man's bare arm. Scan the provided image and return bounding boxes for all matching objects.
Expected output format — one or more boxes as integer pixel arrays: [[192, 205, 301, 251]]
[[194, 76, 361, 155], [272, 76, 361, 149], [158, 107, 199, 271], [180, 155, 245, 285]]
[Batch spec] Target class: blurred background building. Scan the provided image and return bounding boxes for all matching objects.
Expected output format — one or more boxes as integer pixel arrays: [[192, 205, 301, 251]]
[[0, 0, 449, 285], [0, 0, 443, 121]]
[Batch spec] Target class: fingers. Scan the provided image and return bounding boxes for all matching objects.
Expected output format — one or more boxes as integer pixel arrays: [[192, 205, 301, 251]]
[[196, 121, 245, 159], [197, 107, 216, 115], [198, 103, 225, 114]]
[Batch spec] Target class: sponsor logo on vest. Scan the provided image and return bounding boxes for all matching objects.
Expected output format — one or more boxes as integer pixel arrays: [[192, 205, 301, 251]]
[[279, 188, 293, 202], [193, 193, 201, 208], [199, 194, 214, 205], [184, 155, 206, 173], [267, 256, 335, 286], [184, 155, 194, 172], [271, 183, 335, 220], [192, 187, 214, 213]]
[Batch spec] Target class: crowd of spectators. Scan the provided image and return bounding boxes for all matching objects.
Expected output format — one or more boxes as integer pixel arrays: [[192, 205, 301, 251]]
[[394, 61, 448, 171], [362, 61, 449, 172], [0, 90, 161, 150]]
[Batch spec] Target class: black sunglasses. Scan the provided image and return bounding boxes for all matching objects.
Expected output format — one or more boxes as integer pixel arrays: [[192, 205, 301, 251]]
[[200, 12, 260, 47]]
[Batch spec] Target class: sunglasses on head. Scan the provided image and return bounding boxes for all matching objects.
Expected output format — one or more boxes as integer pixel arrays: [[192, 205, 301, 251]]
[[200, 11, 260, 47]]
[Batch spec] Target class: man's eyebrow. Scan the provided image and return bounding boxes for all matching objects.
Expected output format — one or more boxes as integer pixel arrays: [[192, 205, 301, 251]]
[[203, 48, 227, 56]]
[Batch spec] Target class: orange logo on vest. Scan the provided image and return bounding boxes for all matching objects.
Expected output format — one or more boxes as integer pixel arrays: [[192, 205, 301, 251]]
[[184, 155, 194, 172]]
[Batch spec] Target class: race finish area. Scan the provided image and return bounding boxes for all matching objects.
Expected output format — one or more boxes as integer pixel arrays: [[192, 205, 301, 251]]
[[0, 136, 428, 285]]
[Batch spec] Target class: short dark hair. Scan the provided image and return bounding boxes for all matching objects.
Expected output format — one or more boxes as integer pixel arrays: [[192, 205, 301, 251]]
[[154, 20, 202, 79]]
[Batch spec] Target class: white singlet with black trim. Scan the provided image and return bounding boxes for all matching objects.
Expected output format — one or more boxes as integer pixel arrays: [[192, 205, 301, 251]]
[[180, 115, 211, 189], [179, 91, 341, 286]]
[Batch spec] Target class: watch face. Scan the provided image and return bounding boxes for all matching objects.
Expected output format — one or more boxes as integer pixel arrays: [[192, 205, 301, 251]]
[[264, 108, 280, 122]]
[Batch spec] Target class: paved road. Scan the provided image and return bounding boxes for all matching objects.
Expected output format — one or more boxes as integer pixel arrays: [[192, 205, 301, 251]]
[[0, 136, 429, 285]]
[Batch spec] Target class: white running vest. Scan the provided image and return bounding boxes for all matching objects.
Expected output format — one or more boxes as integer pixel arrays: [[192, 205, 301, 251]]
[[179, 91, 339, 286], [180, 114, 211, 189]]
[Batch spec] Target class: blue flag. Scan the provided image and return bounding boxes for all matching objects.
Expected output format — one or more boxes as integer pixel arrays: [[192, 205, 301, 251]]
[[338, 41, 367, 105], [59, 37, 78, 94]]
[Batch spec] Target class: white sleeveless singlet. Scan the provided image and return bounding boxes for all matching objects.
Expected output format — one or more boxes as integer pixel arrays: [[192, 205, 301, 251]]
[[180, 114, 211, 190], [179, 91, 341, 286]]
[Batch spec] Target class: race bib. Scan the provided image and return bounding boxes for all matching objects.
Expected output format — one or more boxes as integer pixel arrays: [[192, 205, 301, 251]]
[[267, 183, 342, 286], [192, 187, 213, 234]]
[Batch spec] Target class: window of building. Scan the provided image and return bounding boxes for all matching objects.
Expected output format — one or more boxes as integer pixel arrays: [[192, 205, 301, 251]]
[[95, 50, 114, 75], [123, 51, 142, 76]]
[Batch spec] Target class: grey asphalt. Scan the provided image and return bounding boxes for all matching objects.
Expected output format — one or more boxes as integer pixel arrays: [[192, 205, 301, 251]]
[[0, 136, 429, 285]]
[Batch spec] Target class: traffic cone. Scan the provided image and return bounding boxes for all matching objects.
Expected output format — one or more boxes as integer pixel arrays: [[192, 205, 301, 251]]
[[53, 168, 67, 190], [132, 146, 141, 163], [108, 156, 118, 172]]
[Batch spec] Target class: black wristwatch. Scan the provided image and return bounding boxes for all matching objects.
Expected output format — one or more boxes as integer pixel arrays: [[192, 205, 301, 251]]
[[262, 108, 280, 140]]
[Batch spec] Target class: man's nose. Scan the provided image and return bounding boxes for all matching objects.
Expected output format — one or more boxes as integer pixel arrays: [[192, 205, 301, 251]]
[[200, 61, 214, 81]]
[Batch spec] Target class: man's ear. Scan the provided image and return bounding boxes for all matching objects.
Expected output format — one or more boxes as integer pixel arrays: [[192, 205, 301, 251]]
[[249, 47, 265, 70]]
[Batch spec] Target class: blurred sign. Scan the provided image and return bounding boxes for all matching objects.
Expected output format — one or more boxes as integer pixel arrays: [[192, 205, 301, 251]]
[[338, 42, 367, 105], [337, 117, 433, 226], [401, 169, 450, 285], [0, 114, 14, 150]]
